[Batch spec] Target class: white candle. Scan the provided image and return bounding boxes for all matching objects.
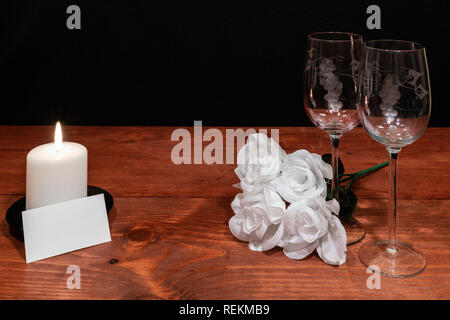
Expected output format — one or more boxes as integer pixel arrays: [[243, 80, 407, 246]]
[[26, 122, 88, 210]]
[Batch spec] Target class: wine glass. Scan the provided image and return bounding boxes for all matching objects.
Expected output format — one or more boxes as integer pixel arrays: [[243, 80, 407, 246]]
[[303, 32, 365, 245], [358, 39, 430, 277]]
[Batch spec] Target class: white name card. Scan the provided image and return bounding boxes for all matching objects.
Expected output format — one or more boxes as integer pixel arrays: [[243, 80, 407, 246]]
[[22, 194, 111, 263]]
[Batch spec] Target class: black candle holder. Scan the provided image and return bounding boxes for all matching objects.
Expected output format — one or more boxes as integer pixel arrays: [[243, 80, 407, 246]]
[[5, 186, 114, 241]]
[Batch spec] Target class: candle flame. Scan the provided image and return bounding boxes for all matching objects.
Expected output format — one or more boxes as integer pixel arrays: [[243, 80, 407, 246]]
[[55, 122, 63, 151]]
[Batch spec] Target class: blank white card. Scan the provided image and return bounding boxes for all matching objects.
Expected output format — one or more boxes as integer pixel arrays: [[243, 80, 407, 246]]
[[22, 194, 111, 263]]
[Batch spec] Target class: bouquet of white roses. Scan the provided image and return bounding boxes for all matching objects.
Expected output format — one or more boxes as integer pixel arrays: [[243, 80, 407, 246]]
[[229, 133, 347, 265]]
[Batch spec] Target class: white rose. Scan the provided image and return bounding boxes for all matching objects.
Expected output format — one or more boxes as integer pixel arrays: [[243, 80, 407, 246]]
[[273, 150, 332, 203], [235, 133, 286, 192], [280, 197, 345, 265], [229, 187, 286, 251], [280, 197, 329, 260]]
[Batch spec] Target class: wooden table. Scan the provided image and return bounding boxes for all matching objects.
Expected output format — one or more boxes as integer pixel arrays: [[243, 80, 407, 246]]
[[0, 126, 448, 300]]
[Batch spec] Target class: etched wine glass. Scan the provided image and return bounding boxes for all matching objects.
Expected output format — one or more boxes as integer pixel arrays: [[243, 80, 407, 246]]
[[303, 32, 365, 245], [358, 40, 430, 277]]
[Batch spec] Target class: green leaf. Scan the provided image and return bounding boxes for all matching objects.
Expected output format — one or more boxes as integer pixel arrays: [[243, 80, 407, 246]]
[[321, 153, 345, 177], [338, 188, 357, 220], [325, 179, 332, 201], [324, 182, 357, 219], [321, 153, 386, 219]]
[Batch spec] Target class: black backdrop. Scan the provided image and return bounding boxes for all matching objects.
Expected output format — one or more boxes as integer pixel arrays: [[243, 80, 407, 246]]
[[1, 0, 449, 126]]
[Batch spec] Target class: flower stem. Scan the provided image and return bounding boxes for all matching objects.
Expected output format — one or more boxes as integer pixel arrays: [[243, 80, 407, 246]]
[[341, 161, 389, 189]]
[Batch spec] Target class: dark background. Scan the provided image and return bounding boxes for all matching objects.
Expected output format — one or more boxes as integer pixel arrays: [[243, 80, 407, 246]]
[[1, 0, 449, 126]]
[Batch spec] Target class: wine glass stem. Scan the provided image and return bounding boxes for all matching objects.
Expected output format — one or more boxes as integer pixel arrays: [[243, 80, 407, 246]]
[[387, 146, 401, 250], [330, 134, 342, 201]]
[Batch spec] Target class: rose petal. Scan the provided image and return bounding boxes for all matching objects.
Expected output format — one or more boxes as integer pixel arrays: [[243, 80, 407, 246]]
[[309, 152, 333, 180], [317, 215, 347, 265], [263, 187, 286, 224], [248, 214, 268, 241], [283, 239, 319, 260], [228, 215, 249, 242], [325, 198, 340, 216], [248, 223, 284, 252]]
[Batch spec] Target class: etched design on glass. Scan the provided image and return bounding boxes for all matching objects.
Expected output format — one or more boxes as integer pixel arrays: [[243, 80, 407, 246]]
[[350, 50, 360, 86], [372, 68, 429, 124], [403, 69, 429, 99], [367, 61, 429, 102], [319, 58, 343, 112], [405, 69, 422, 86], [305, 48, 315, 72], [378, 74, 400, 124], [305, 52, 360, 114]]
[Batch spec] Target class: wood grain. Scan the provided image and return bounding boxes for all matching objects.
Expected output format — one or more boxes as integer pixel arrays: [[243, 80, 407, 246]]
[[0, 196, 448, 299], [0, 126, 449, 299], [0, 126, 448, 199]]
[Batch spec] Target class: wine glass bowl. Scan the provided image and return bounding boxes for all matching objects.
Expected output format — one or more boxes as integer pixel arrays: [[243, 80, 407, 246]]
[[304, 32, 363, 136], [358, 39, 430, 277], [358, 40, 431, 149]]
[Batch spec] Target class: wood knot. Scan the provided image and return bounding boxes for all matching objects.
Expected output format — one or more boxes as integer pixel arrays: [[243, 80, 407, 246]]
[[125, 226, 158, 246], [109, 258, 119, 264]]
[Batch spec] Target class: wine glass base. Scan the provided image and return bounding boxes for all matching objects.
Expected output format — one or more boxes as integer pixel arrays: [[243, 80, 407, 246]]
[[359, 240, 426, 278], [340, 217, 366, 246]]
